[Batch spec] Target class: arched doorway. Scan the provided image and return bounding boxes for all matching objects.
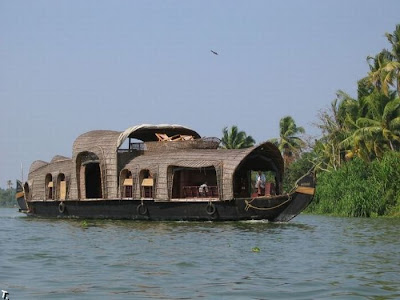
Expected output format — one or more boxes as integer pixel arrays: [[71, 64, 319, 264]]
[[76, 152, 103, 199], [85, 163, 102, 198], [232, 145, 283, 198]]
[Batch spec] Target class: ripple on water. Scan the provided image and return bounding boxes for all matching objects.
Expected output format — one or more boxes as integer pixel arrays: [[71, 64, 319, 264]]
[[1, 209, 400, 299]]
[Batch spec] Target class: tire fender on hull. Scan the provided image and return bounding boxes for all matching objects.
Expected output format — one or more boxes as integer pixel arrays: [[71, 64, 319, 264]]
[[58, 202, 66, 214], [136, 203, 148, 215], [206, 202, 218, 219]]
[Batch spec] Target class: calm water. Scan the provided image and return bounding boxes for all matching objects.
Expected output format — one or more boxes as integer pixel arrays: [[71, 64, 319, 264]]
[[0, 208, 399, 300]]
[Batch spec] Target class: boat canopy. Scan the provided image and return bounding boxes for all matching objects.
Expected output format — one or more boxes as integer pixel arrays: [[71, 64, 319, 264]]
[[116, 124, 201, 148], [124, 141, 284, 200]]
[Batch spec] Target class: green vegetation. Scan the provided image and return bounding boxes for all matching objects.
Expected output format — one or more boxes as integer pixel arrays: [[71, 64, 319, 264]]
[[269, 116, 305, 166], [0, 187, 16, 207], [308, 152, 400, 217], [220, 125, 255, 149], [308, 24, 400, 217], [314, 24, 400, 168], [223, 24, 400, 218], [282, 152, 316, 193]]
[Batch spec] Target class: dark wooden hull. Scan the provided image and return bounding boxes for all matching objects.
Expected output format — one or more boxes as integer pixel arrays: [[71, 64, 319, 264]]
[[19, 192, 313, 222], [17, 172, 315, 222], [16, 180, 28, 211]]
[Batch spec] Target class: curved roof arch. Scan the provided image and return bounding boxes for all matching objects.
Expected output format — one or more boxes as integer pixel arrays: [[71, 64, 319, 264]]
[[116, 124, 201, 148], [73, 130, 121, 153], [123, 141, 283, 175], [122, 140, 283, 200], [29, 160, 49, 174], [232, 141, 284, 179], [50, 155, 71, 164]]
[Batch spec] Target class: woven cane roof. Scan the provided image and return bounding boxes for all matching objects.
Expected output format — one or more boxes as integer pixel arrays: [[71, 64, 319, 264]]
[[29, 160, 49, 174], [28, 157, 73, 200], [126, 141, 283, 174], [116, 124, 201, 148], [50, 155, 71, 163], [73, 130, 122, 153], [124, 141, 283, 200]]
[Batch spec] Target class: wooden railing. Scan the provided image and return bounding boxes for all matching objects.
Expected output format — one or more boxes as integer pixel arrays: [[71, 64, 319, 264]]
[[118, 142, 146, 153], [182, 186, 218, 198]]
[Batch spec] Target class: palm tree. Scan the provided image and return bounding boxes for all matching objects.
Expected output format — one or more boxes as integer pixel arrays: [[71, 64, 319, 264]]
[[367, 50, 392, 95], [341, 96, 400, 159], [368, 24, 400, 97], [6, 180, 13, 190], [220, 126, 255, 149], [314, 25, 400, 166], [314, 94, 356, 169], [269, 116, 305, 165]]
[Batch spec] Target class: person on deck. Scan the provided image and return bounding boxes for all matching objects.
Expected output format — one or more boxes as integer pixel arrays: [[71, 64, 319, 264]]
[[255, 171, 266, 196], [199, 182, 209, 197]]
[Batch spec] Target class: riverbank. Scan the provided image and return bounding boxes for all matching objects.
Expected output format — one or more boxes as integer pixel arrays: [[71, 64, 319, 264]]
[[307, 152, 400, 217]]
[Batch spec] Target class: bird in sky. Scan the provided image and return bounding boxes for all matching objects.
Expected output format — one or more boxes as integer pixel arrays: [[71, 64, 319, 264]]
[[210, 50, 218, 55]]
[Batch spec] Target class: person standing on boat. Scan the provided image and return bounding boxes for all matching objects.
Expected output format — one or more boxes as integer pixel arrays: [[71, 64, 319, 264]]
[[199, 182, 209, 197], [255, 171, 266, 196]]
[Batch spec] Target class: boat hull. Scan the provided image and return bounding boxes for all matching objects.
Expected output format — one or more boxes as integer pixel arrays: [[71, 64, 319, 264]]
[[16, 180, 28, 211], [19, 172, 315, 222], [20, 192, 312, 222]]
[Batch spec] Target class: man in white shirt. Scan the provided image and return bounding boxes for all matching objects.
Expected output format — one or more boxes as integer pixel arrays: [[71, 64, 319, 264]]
[[255, 171, 266, 196]]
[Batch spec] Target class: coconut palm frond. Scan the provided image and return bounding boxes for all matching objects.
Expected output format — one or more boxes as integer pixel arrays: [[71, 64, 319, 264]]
[[220, 125, 255, 149]]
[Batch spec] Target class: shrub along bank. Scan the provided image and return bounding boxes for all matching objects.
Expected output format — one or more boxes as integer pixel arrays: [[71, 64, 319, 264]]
[[307, 151, 400, 217]]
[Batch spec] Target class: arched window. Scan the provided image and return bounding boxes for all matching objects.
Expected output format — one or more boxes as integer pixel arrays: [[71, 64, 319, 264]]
[[45, 173, 53, 200], [139, 169, 154, 199], [57, 173, 67, 200], [120, 169, 133, 198]]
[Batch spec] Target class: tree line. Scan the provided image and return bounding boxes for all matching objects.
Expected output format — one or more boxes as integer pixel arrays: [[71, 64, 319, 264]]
[[0, 186, 16, 207], [220, 24, 400, 217]]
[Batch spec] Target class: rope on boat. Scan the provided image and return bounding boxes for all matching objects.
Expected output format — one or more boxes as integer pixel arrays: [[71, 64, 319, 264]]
[[244, 195, 292, 211], [244, 165, 317, 211]]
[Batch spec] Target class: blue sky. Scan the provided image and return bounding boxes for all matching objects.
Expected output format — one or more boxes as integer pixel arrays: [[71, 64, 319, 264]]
[[1, 0, 399, 188]]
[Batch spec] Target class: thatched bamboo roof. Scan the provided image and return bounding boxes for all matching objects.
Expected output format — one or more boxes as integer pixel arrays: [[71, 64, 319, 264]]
[[50, 155, 70, 163], [28, 157, 73, 200], [124, 141, 283, 200], [117, 124, 201, 147], [126, 141, 282, 175], [29, 160, 49, 173], [73, 130, 121, 152], [27, 124, 284, 201]]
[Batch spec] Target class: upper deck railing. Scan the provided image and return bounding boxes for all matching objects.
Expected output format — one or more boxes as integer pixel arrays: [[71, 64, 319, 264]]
[[118, 138, 221, 153], [118, 142, 146, 153]]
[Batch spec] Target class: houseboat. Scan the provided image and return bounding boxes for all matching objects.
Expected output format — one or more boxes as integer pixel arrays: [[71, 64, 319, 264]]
[[16, 124, 315, 222]]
